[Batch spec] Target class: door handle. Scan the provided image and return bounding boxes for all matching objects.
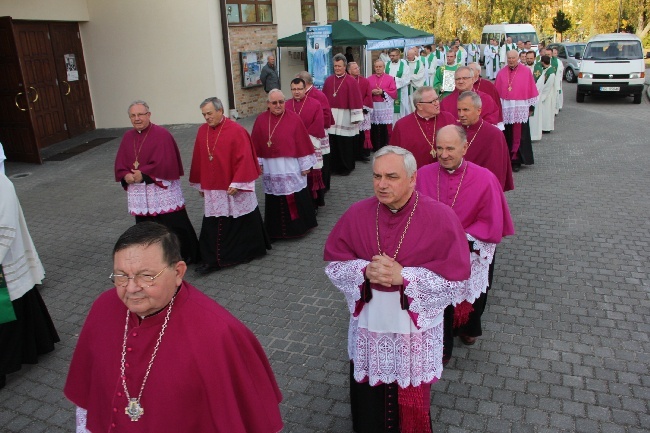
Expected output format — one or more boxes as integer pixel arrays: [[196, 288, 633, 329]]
[[15, 92, 30, 111], [62, 80, 71, 96], [28, 86, 39, 103]]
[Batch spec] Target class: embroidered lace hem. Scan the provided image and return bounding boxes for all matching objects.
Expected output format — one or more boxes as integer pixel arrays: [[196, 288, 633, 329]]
[[325, 260, 368, 313], [401, 267, 464, 329], [350, 323, 444, 388], [127, 179, 185, 216]]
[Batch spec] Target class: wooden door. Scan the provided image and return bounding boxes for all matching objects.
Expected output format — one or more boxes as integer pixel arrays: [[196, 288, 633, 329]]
[[13, 21, 69, 148], [49, 22, 95, 136], [0, 16, 40, 163]]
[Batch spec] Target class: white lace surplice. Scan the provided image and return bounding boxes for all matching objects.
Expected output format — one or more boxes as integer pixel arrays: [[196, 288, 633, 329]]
[[459, 233, 497, 305], [191, 181, 258, 218], [127, 179, 185, 216], [75, 407, 90, 433], [259, 155, 316, 195], [325, 260, 464, 388]]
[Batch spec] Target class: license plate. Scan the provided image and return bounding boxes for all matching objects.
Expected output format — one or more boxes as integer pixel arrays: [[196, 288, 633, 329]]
[[600, 87, 620, 91]]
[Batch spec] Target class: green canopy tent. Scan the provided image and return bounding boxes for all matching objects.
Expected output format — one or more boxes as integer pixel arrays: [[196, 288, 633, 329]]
[[277, 19, 402, 48], [277, 19, 404, 77], [367, 21, 435, 48]]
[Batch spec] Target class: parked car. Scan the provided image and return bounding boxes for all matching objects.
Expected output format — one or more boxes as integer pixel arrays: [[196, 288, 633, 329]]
[[547, 42, 586, 83], [576, 33, 645, 104]]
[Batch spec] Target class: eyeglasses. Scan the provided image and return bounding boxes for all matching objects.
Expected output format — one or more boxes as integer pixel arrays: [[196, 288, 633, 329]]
[[129, 112, 150, 119], [110, 266, 169, 288], [417, 98, 440, 104], [455, 76, 472, 81], [269, 100, 285, 105]]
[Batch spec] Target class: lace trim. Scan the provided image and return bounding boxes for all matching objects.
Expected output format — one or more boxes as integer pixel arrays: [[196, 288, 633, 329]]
[[203, 190, 258, 218], [298, 154, 317, 172], [371, 100, 394, 124], [359, 113, 372, 131], [351, 322, 444, 388], [460, 234, 497, 304], [127, 179, 185, 216], [75, 407, 90, 433], [262, 172, 308, 195], [320, 136, 331, 154], [401, 267, 464, 330], [325, 260, 368, 313], [501, 97, 539, 124]]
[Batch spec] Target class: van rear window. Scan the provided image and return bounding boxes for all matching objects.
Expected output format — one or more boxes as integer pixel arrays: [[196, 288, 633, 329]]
[[508, 33, 539, 44], [583, 40, 643, 60]]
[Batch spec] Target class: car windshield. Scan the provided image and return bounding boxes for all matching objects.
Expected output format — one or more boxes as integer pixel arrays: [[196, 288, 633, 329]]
[[508, 32, 539, 44], [566, 44, 585, 56], [583, 40, 643, 60]]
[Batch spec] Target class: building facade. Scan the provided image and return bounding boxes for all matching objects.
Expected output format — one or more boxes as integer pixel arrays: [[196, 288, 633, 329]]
[[0, 0, 372, 162]]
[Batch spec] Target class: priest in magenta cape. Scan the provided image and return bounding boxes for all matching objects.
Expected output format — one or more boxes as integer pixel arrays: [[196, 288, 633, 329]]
[[439, 67, 504, 132], [469, 62, 504, 120], [390, 86, 456, 168], [189, 97, 270, 275], [64, 223, 283, 433], [324, 146, 470, 433], [495, 50, 539, 170], [348, 61, 373, 162], [299, 71, 335, 191], [251, 90, 317, 239], [368, 59, 397, 151], [287, 77, 327, 208], [322, 53, 364, 177], [457, 91, 514, 191], [416, 125, 514, 362], [115, 100, 199, 264]]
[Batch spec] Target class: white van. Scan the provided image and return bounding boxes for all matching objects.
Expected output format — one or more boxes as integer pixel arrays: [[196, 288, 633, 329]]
[[480, 23, 539, 62], [576, 33, 645, 104]]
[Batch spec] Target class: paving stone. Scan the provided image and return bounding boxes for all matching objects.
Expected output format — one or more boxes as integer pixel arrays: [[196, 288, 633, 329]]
[[2, 82, 650, 432]]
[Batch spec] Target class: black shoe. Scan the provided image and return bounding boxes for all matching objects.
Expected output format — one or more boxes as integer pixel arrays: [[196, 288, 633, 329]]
[[0, 375, 6, 390], [194, 264, 220, 275]]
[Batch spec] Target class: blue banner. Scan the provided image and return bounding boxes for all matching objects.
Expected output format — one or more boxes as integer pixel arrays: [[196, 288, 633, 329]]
[[306, 25, 333, 89]]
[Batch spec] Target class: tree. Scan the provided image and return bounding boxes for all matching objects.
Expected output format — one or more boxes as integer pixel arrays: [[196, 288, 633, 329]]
[[552, 9, 572, 41], [373, 0, 400, 22]]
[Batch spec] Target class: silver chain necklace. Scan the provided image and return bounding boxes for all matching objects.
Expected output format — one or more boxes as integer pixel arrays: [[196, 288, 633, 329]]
[[121, 295, 175, 421]]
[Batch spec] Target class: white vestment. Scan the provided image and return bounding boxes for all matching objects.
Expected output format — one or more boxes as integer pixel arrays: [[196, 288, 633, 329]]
[[554, 59, 564, 113], [387, 59, 411, 123], [530, 68, 555, 140]]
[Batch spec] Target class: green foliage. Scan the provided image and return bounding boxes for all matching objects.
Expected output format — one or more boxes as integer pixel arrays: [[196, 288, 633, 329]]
[[552, 10, 572, 40], [373, 0, 401, 22], [396, 0, 650, 43]]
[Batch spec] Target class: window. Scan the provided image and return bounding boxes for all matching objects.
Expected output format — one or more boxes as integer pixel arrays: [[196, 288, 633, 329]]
[[327, 0, 338, 22], [227, 1, 273, 24], [301, 0, 315, 24], [349, 0, 358, 21]]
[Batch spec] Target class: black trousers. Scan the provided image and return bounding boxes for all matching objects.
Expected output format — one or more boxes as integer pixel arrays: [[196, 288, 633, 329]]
[[371, 124, 390, 152], [135, 208, 200, 263]]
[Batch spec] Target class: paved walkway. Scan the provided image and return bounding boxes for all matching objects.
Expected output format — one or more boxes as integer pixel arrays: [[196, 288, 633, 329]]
[[1, 82, 649, 432]]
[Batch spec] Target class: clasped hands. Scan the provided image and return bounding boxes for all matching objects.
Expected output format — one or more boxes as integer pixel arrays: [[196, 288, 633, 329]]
[[124, 169, 143, 184], [365, 253, 404, 287]]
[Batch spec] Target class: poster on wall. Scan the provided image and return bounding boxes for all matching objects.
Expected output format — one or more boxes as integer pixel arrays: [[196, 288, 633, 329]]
[[64, 54, 79, 81], [240, 50, 277, 88], [306, 25, 332, 89]]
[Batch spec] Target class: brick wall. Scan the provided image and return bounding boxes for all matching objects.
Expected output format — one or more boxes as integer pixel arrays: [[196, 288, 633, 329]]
[[229, 25, 278, 118]]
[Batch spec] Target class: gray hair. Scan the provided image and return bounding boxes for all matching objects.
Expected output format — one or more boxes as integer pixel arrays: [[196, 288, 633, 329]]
[[437, 124, 467, 143], [468, 62, 481, 74], [455, 66, 474, 78], [457, 91, 482, 109], [267, 89, 284, 101], [296, 71, 313, 84], [412, 86, 436, 105], [373, 145, 417, 177], [346, 61, 358, 72], [333, 53, 347, 66], [128, 100, 149, 114], [200, 97, 223, 111], [374, 59, 385, 68]]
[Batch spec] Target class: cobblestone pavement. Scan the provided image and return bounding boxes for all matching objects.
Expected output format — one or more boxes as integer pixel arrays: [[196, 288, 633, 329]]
[[1, 81, 648, 433]]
